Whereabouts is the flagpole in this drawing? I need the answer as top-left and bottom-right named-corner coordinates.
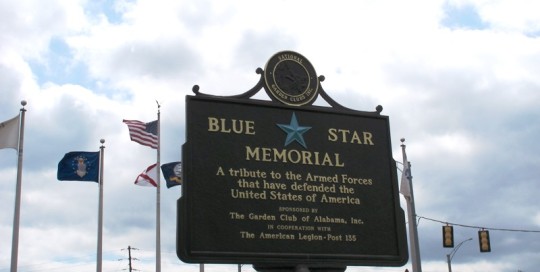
top-left (97, 139), bottom-right (105, 272)
top-left (401, 138), bottom-right (422, 272)
top-left (156, 101), bottom-right (161, 272)
top-left (10, 100), bottom-right (27, 272)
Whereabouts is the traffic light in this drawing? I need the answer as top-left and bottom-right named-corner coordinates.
top-left (478, 230), bottom-right (491, 252)
top-left (442, 225), bottom-right (454, 247)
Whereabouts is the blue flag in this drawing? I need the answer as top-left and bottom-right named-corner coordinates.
top-left (57, 151), bottom-right (100, 182)
top-left (161, 162), bottom-right (182, 188)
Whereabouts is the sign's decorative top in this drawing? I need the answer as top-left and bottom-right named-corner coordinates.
top-left (263, 51), bottom-right (319, 106)
top-left (191, 50), bottom-right (383, 115)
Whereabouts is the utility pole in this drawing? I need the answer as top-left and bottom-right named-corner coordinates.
top-left (128, 246), bottom-right (133, 272)
top-left (120, 246), bottom-right (139, 272)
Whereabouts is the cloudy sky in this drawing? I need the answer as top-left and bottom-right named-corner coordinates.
top-left (1, 0), bottom-right (540, 271)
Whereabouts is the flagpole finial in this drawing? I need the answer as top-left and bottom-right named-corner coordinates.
top-left (100, 139), bottom-right (105, 145)
top-left (400, 138), bottom-right (406, 146)
top-left (21, 100), bottom-right (27, 112)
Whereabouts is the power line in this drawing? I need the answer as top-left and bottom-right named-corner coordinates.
top-left (417, 215), bottom-right (540, 233)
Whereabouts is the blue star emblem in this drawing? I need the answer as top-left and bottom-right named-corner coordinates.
top-left (277, 112), bottom-right (311, 148)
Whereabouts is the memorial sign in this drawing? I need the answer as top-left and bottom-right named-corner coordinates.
top-left (178, 51), bottom-right (408, 268)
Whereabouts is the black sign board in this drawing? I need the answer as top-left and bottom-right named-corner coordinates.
top-left (178, 51), bottom-right (408, 268)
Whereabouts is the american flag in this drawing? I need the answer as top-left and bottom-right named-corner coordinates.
top-left (123, 119), bottom-right (158, 149)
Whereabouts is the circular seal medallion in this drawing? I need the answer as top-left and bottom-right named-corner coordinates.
top-left (263, 51), bottom-right (319, 106)
top-left (173, 163), bottom-right (182, 176)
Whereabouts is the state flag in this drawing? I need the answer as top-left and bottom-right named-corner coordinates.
top-left (135, 163), bottom-right (158, 187)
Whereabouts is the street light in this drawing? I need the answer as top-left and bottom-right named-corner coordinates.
top-left (446, 237), bottom-right (472, 272)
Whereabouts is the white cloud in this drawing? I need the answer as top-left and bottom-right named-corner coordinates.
top-left (1, 1), bottom-right (540, 271)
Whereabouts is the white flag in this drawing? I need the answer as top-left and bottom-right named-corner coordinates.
top-left (135, 163), bottom-right (158, 187)
top-left (0, 115), bottom-right (19, 150)
top-left (400, 161), bottom-right (411, 198)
